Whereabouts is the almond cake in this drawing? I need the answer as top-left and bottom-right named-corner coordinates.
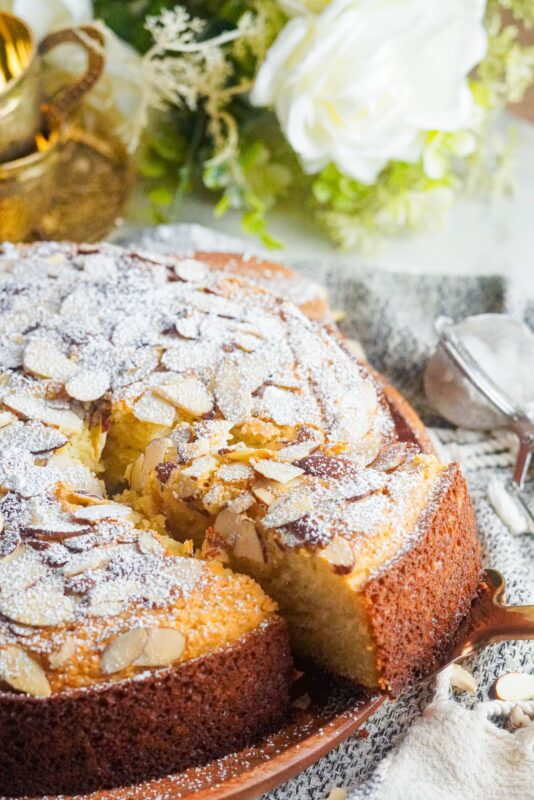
top-left (0, 241), bottom-right (481, 796)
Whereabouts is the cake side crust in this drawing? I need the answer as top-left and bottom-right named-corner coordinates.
top-left (0, 619), bottom-right (292, 798)
top-left (361, 463), bottom-right (482, 696)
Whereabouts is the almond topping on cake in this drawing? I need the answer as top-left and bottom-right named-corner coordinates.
top-left (134, 627), bottom-right (186, 667)
top-left (233, 519), bottom-right (265, 564)
top-left (143, 437), bottom-right (174, 478)
top-left (3, 394), bottom-right (83, 433)
top-left (72, 502), bottom-right (133, 522)
top-left (49, 638), bottom-right (77, 669)
top-left (251, 458), bottom-right (304, 484)
top-left (65, 369), bottom-right (111, 402)
top-left (321, 536), bottom-right (355, 574)
top-left (133, 391), bottom-right (176, 426)
top-left (0, 589), bottom-right (75, 627)
top-left (23, 339), bottom-right (77, 382)
top-left (154, 377), bottom-right (213, 417)
top-left (0, 645), bottom-right (51, 697)
top-left (263, 489), bottom-right (314, 528)
top-left (100, 628), bottom-right (149, 675)
top-left (214, 509), bottom-right (241, 545)
top-left (215, 360), bottom-right (252, 423)
top-left (173, 258), bottom-right (209, 283)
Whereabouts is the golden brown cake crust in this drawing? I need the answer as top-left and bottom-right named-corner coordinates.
top-left (0, 620), bottom-right (292, 798)
top-left (361, 463), bottom-right (482, 696)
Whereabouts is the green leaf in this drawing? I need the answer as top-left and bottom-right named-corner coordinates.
top-left (148, 186), bottom-right (174, 207)
top-left (138, 155), bottom-right (167, 179)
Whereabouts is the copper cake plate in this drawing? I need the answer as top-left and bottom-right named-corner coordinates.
top-left (23, 379), bottom-right (485, 800)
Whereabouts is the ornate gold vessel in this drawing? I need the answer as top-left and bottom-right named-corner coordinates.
top-left (0, 12), bottom-right (105, 162)
top-left (0, 112), bottom-right (61, 240)
top-left (0, 13), bottom-right (134, 243)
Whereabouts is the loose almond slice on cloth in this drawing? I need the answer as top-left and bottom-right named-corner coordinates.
top-left (494, 672), bottom-right (534, 701)
top-left (450, 663), bottom-right (478, 693)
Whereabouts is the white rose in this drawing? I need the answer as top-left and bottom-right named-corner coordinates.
top-left (252, 0), bottom-right (488, 183)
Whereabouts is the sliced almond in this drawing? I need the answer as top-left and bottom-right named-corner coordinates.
top-left (72, 502), bottom-right (132, 523)
top-left (65, 369), bottom-right (110, 402)
top-left (133, 390), bottom-right (175, 427)
top-left (4, 394), bottom-right (83, 433)
top-left (0, 411), bottom-right (16, 428)
top-left (326, 789), bottom-right (347, 800)
top-left (371, 445), bottom-right (408, 473)
top-left (170, 474), bottom-right (198, 499)
top-left (0, 645), bottom-right (51, 697)
top-left (276, 441), bottom-right (318, 462)
top-left (65, 490), bottom-right (106, 507)
top-left (251, 484), bottom-right (276, 505)
top-left (263, 490), bottom-right (313, 528)
top-left (100, 628), bottom-right (149, 675)
top-left (227, 491), bottom-right (255, 513)
top-left (214, 509), bottom-right (241, 545)
top-left (450, 663), bottom-right (478, 693)
top-left (134, 627), bottom-right (186, 667)
top-left (143, 437), bottom-right (174, 478)
top-left (23, 339), bottom-right (77, 382)
top-left (182, 455), bottom-right (218, 479)
top-left (494, 671), bottom-right (534, 702)
top-left (49, 638), bottom-right (77, 669)
top-left (233, 519), bottom-right (265, 564)
top-left (217, 463), bottom-right (254, 483)
top-left (202, 483), bottom-right (232, 514)
top-left (155, 377), bottom-right (213, 417)
top-left (215, 360), bottom-right (252, 424)
top-left (251, 458), bottom-right (304, 484)
top-left (0, 589), bottom-right (75, 627)
top-left (129, 453), bottom-right (145, 492)
top-left (64, 548), bottom-right (110, 576)
top-left (174, 258), bottom-right (209, 283)
top-left (137, 531), bottom-right (165, 556)
top-left (175, 313), bottom-right (201, 339)
top-left (321, 536), bottom-right (355, 575)
top-left (226, 445), bottom-right (274, 462)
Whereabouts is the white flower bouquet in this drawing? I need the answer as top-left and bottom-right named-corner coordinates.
top-left (4, 0), bottom-right (534, 249)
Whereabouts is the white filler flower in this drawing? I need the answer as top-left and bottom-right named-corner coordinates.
top-left (251, 0), bottom-right (488, 183)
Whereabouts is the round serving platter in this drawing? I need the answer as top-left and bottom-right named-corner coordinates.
top-left (29, 378), bottom-right (429, 800)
